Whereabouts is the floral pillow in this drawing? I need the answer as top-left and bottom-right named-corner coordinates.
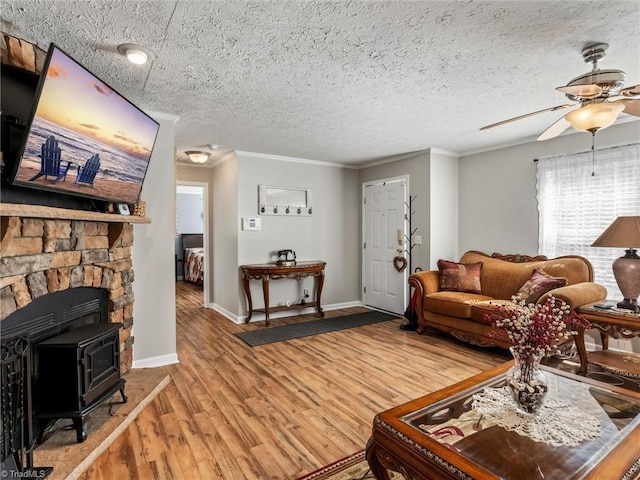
top-left (437, 260), bottom-right (483, 294)
top-left (515, 268), bottom-right (567, 304)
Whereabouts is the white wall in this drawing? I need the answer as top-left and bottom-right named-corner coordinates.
top-left (131, 112), bottom-right (179, 368)
top-left (459, 121), bottom-right (640, 256)
top-left (176, 190), bottom-right (204, 233)
top-left (429, 151), bottom-right (459, 268)
top-left (234, 152), bottom-right (361, 321)
top-left (211, 156), bottom-right (239, 317)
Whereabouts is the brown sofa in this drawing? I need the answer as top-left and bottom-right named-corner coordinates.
top-left (408, 251), bottom-right (607, 348)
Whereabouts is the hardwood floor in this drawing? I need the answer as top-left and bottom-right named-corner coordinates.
top-left (79, 281), bottom-right (508, 480)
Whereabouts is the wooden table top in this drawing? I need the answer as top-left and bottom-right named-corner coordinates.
top-left (372, 362), bottom-right (640, 479)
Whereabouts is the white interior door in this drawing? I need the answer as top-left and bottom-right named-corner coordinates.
top-left (363, 179), bottom-right (407, 314)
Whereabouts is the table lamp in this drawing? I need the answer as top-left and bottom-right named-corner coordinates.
top-left (591, 216), bottom-right (640, 312)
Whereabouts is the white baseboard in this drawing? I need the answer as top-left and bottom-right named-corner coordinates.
top-left (232, 300), bottom-right (366, 324)
top-left (210, 303), bottom-right (241, 323)
top-left (132, 353), bottom-right (180, 369)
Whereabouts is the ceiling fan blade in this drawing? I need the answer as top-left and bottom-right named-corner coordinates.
top-left (480, 104), bottom-right (573, 131)
top-left (537, 116), bottom-right (571, 141)
top-left (556, 84), bottom-right (602, 98)
top-left (618, 98), bottom-right (640, 117)
top-left (619, 84), bottom-right (640, 97)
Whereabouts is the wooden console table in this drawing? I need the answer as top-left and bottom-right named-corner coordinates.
top-left (240, 261), bottom-right (326, 326)
top-left (575, 302), bottom-right (640, 377)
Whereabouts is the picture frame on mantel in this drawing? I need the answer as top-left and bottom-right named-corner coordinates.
top-left (258, 185), bottom-right (312, 216)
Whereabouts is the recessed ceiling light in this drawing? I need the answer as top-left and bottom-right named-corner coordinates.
top-left (118, 43), bottom-right (150, 65)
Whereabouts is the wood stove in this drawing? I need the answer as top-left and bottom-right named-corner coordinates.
top-left (1, 286), bottom-right (127, 475)
top-left (37, 322), bottom-right (127, 443)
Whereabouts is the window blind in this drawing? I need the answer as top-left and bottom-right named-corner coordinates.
top-left (536, 143), bottom-right (640, 298)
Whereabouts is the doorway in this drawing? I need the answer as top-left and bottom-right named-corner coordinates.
top-left (362, 176), bottom-right (408, 315)
top-left (176, 182), bottom-right (209, 307)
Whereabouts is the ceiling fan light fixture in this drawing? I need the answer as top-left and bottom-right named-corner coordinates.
top-left (565, 103), bottom-right (624, 132)
top-left (186, 151), bottom-right (210, 163)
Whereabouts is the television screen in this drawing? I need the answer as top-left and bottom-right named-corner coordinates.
top-left (11, 44), bottom-right (159, 205)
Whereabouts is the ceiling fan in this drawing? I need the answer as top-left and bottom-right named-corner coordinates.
top-left (480, 43), bottom-right (640, 141)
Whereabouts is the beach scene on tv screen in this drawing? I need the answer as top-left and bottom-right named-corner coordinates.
top-left (14, 47), bottom-right (159, 204)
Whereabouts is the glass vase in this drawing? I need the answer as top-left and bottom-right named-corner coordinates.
top-left (506, 347), bottom-right (548, 415)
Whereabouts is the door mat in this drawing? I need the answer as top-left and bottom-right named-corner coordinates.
top-left (235, 311), bottom-right (398, 347)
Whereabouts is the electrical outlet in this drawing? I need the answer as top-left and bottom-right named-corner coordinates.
top-left (414, 235), bottom-right (422, 245)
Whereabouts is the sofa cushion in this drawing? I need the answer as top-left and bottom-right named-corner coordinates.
top-left (424, 291), bottom-right (494, 319)
top-left (437, 260), bottom-right (483, 294)
top-left (470, 299), bottom-right (516, 324)
top-left (515, 268), bottom-right (567, 304)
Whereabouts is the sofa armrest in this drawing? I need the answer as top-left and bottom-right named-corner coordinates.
top-left (408, 271), bottom-right (440, 331)
top-left (408, 270), bottom-right (440, 296)
top-left (539, 282), bottom-right (608, 310)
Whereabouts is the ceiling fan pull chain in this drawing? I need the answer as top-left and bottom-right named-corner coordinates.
top-left (591, 131), bottom-right (596, 177)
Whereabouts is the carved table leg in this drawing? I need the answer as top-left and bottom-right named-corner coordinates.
top-left (242, 274), bottom-right (253, 323)
top-left (316, 269), bottom-right (325, 317)
top-left (366, 437), bottom-right (393, 480)
top-left (262, 275), bottom-right (270, 326)
top-left (575, 327), bottom-right (588, 376)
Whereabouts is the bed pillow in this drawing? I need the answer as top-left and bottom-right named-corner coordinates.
top-left (515, 268), bottom-right (567, 304)
top-left (437, 260), bottom-right (483, 294)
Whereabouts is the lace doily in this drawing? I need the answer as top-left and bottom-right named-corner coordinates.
top-left (472, 386), bottom-right (601, 447)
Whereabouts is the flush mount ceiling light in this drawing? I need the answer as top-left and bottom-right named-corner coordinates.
top-left (186, 151), bottom-right (210, 164)
top-left (117, 43), bottom-right (150, 65)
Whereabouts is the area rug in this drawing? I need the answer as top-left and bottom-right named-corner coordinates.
top-left (236, 311), bottom-right (398, 347)
top-left (297, 450), bottom-right (402, 480)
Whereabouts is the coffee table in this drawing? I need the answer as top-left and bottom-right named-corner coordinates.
top-left (366, 362), bottom-right (640, 480)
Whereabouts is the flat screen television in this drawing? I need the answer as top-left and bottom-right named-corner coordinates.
top-left (10, 43), bottom-right (159, 205)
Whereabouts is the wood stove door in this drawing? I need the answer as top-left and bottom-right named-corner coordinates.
top-left (83, 332), bottom-right (120, 407)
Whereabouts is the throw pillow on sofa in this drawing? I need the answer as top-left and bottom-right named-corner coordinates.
top-left (437, 260), bottom-right (483, 294)
top-left (515, 268), bottom-right (567, 304)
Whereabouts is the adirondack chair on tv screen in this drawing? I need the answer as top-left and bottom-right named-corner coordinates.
top-left (76, 154), bottom-right (100, 187)
top-left (28, 135), bottom-right (71, 184)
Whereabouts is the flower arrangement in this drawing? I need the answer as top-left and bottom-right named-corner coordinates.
top-left (485, 295), bottom-right (590, 361)
top-left (484, 295), bottom-right (589, 414)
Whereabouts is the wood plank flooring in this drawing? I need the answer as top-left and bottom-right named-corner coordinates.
top-left (79, 281), bottom-right (508, 479)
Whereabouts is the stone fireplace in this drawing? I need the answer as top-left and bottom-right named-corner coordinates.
top-left (0, 203), bottom-right (149, 470)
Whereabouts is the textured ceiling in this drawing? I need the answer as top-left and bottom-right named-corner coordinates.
top-left (2, 1), bottom-right (639, 166)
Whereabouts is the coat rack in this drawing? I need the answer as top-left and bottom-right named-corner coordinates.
top-left (400, 195), bottom-right (419, 331)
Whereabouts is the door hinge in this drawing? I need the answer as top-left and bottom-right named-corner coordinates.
top-left (364, 286), bottom-right (366, 293)
top-left (363, 242), bottom-right (366, 249)
top-left (363, 197), bottom-right (366, 205)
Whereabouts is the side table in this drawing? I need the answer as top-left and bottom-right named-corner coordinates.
top-left (575, 301), bottom-right (640, 377)
top-left (240, 261), bottom-right (326, 326)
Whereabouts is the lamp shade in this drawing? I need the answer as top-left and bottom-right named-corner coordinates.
top-left (565, 103), bottom-right (624, 132)
top-left (592, 216), bottom-right (640, 248)
top-left (186, 151), bottom-right (209, 164)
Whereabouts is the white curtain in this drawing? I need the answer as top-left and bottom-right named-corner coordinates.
top-left (536, 143), bottom-right (640, 298)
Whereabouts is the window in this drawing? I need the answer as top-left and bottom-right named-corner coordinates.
top-left (536, 143), bottom-right (640, 297)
